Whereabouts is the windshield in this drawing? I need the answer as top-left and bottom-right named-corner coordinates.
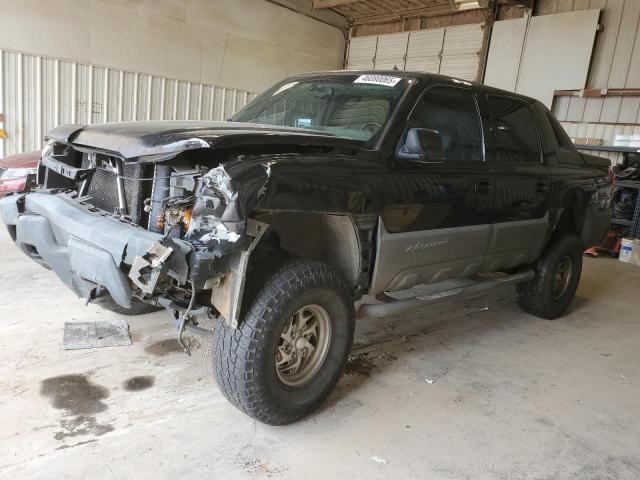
top-left (232, 74), bottom-right (412, 142)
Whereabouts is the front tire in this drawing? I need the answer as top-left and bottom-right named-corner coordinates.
top-left (517, 234), bottom-right (583, 319)
top-left (212, 259), bottom-right (355, 425)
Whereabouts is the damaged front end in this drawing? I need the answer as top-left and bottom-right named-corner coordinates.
top-left (0, 136), bottom-right (271, 341)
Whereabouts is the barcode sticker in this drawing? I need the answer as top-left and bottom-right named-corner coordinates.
top-left (354, 74), bottom-right (402, 87)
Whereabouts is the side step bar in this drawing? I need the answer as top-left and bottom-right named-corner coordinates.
top-left (358, 270), bottom-right (535, 319)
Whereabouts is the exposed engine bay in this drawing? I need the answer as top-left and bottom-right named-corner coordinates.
top-left (34, 136), bottom-right (271, 347)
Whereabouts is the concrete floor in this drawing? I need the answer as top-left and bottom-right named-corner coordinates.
top-left (1, 227), bottom-right (639, 480)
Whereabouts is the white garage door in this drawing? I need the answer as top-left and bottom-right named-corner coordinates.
top-left (374, 32), bottom-right (409, 70)
top-left (439, 24), bottom-right (484, 81)
top-left (346, 23), bottom-right (484, 82)
top-left (346, 36), bottom-right (378, 70)
top-left (0, 49), bottom-right (256, 157)
top-left (405, 29), bottom-right (445, 74)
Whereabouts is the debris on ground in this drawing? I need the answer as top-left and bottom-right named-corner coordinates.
top-left (63, 319), bottom-right (131, 350)
top-left (425, 378), bottom-right (435, 384)
top-left (371, 456), bottom-right (388, 464)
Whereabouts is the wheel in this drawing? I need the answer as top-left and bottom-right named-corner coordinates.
top-left (517, 234), bottom-right (583, 320)
top-left (95, 295), bottom-right (162, 316)
top-left (212, 259), bottom-right (355, 425)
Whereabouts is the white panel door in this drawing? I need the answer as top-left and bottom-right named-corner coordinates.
top-left (374, 32), bottom-right (409, 70)
top-left (347, 36), bottom-right (378, 70)
top-left (405, 29), bottom-right (445, 73)
top-left (439, 24), bottom-right (484, 81)
top-left (517, 9), bottom-right (600, 107)
top-left (484, 17), bottom-right (528, 91)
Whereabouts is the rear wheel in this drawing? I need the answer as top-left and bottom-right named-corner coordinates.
top-left (212, 259), bottom-right (355, 425)
top-left (517, 234), bottom-right (583, 319)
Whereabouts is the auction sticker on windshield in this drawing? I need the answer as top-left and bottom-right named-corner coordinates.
top-left (354, 74), bottom-right (402, 87)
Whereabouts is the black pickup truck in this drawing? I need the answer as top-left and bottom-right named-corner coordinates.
top-left (0, 71), bottom-right (612, 425)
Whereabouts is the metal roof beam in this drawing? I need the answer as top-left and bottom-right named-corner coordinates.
top-left (266, 0), bottom-right (348, 32)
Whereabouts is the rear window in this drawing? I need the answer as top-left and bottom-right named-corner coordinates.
top-left (488, 95), bottom-right (540, 163)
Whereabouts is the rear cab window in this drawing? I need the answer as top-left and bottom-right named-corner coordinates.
top-left (487, 95), bottom-right (541, 163)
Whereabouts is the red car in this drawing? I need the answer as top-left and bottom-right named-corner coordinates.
top-left (0, 151), bottom-right (39, 198)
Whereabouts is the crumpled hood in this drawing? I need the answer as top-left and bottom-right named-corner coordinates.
top-left (46, 121), bottom-right (364, 160)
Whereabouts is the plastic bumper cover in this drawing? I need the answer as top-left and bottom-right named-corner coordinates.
top-left (0, 192), bottom-right (191, 308)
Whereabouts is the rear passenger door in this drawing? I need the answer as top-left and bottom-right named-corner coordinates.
top-left (482, 94), bottom-right (552, 271)
top-left (371, 85), bottom-right (494, 293)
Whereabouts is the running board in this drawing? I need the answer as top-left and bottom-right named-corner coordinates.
top-left (358, 270), bottom-right (535, 319)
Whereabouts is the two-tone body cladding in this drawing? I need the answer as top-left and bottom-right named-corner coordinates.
top-left (0, 71), bottom-right (612, 424)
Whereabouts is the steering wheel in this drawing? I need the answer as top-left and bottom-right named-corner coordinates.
top-left (361, 122), bottom-right (382, 132)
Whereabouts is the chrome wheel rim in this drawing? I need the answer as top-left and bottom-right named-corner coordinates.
top-left (275, 304), bottom-right (332, 387)
top-left (552, 256), bottom-right (573, 300)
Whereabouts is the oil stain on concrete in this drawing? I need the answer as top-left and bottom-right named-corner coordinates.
top-left (40, 374), bottom-right (110, 415)
top-left (144, 338), bottom-right (182, 357)
top-left (123, 376), bottom-right (155, 391)
top-left (54, 416), bottom-right (114, 440)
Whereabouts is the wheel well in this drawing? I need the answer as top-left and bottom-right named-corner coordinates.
top-left (554, 203), bottom-right (588, 247)
top-left (252, 212), bottom-right (362, 289)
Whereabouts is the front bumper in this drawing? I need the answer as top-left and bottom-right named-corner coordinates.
top-left (0, 192), bottom-right (191, 308)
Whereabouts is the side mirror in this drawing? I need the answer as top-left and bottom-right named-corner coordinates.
top-left (398, 128), bottom-right (444, 162)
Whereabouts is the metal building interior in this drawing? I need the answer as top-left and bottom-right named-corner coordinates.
top-left (0, 0), bottom-right (639, 478)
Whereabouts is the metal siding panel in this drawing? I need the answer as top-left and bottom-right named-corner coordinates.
top-left (587, 0), bottom-right (623, 88)
top-left (600, 96), bottom-right (622, 123)
top-left (608, 0), bottom-right (640, 88)
top-left (552, 96), bottom-right (571, 120)
top-left (92, 66), bottom-right (105, 125)
top-left (566, 97), bottom-right (587, 121)
top-left (106, 69), bottom-right (121, 122)
top-left (76, 64), bottom-right (89, 124)
top-left (582, 97), bottom-right (603, 122)
top-left (0, 50), bottom-right (256, 156)
top-left (135, 74), bottom-right (150, 121)
top-left (3, 52), bottom-right (19, 156)
top-left (22, 54), bottom-right (38, 151)
top-left (149, 77), bottom-right (163, 120)
top-left (41, 58), bottom-right (57, 145)
top-left (347, 36), bottom-right (377, 70)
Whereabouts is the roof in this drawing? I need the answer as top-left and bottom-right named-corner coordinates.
top-left (291, 70), bottom-right (540, 104)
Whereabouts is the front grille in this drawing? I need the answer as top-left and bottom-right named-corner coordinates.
top-left (85, 163), bottom-right (146, 224)
top-left (0, 167), bottom-right (6, 178)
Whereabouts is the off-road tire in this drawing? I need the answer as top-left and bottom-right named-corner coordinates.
top-left (95, 295), bottom-right (162, 316)
top-left (212, 259), bottom-right (355, 425)
top-left (517, 234), bottom-right (583, 320)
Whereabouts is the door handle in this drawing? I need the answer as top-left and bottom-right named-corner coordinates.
top-left (535, 182), bottom-right (548, 194)
top-left (475, 181), bottom-right (492, 194)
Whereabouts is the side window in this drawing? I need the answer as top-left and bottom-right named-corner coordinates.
top-left (487, 95), bottom-right (540, 163)
top-left (409, 86), bottom-right (483, 161)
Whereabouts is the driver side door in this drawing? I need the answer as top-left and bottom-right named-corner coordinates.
top-left (370, 85), bottom-right (494, 294)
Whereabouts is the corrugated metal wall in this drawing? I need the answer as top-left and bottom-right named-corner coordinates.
top-left (543, 0), bottom-right (640, 162)
top-left (0, 49), bottom-right (257, 158)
